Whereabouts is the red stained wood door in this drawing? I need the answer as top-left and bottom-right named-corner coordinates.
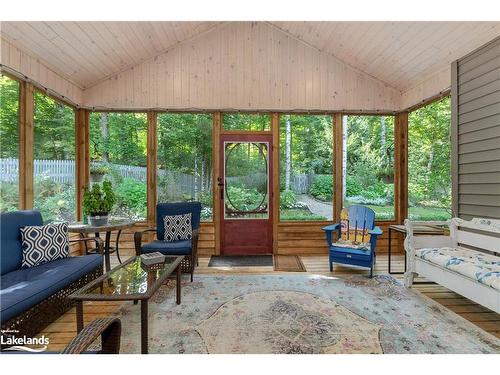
top-left (219, 134), bottom-right (273, 255)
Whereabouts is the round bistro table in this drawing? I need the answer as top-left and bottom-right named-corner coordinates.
top-left (68, 219), bottom-right (135, 272)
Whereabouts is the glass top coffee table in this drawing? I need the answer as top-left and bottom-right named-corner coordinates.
top-left (70, 255), bottom-right (184, 354)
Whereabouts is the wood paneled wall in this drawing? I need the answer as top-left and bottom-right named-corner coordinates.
top-left (1, 38), bottom-right (83, 106)
top-left (83, 22), bottom-right (401, 112)
top-left (276, 221), bottom-right (402, 255)
top-left (400, 66), bottom-right (451, 111)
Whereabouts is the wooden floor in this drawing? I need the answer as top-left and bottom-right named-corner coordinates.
top-left (40, 253), bottom-right (500, 351)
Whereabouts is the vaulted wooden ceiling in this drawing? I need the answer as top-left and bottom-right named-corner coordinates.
top-left (0, 21), bottom-right (221, 89)
top-left (1, 21), bottom-right (499, 96)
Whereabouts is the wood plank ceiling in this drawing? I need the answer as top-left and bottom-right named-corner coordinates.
top-left (1, 21), bottom-right (500, 93)
top-left (0, 21), bottom-right (221, 89)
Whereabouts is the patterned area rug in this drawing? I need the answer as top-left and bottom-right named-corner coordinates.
top-left (115, 274), bottom-right (500, 354)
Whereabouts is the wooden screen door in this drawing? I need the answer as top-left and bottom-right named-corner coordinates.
top-left (219, 133), bottom-right (273, 255)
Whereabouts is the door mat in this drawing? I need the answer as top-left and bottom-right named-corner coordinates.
top-left (273, 255), bottom-right (307, 272)
top-left (208, 255), bottom-right (273, 267)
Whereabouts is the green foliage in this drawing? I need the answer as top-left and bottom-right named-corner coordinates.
top-left (223, 114), bottom-right (270, 131)
top-left (346, 176), bottom-right (362, 196)
top-left (0, 75), bottom-right (20, 158)
top-left (279, 115), bottom-right (333, 176)
top-left (0, 181), bottom-right (19, 212)
top-left (280, 190), bottom-right (297, 209)
top-left (113, 178), bottom-right (146, 218)
top-left (89, 112), bottom-right (147, 166)
top-left (309, 175), bottom-right (333, 201)
top-left (32, 175), bottom-right (75, 222)
top-left (83, 181), bottom-right (116, 215)
top-left (226, 186), bottom-right (264, 211)
top-left (280, 208), bottom-right (326, 221)
top-left (90, 165), bottom-right (111, 175)
top-left (408, 97), bottom-right (452, 219)
top-left (34, 91), bottom-right (75, 160)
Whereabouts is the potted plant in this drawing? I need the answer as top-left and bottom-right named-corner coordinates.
top-left (90, 165), bottom-right (111, 183)
top-left (83, 181), bottom-right (116, 226)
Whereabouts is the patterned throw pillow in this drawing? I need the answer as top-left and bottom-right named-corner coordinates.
top-left (163, 213), bottom-right (193, 242)
top-left (20, 222), bottom-right (69, 268)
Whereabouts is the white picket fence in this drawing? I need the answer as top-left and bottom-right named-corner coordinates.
top-left (1, 158), bottom-right (316, 194)
top-left (0, 158), bottom-right (203, 197)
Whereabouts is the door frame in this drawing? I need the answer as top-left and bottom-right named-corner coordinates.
top-left (219, 132), bottom-right (274, 255)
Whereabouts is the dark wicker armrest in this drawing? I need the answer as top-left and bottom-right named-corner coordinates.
top-left (61, 318), bottom-right (121, 354)
top-left (134, 228), bottom-right (157, 255)
top-left (69, 237), bottom-right (104, 255)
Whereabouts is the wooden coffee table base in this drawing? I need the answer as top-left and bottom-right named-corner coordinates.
top-left (75, 263), bottom-right (182, 354)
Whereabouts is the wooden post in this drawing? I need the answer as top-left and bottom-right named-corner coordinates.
top-left (19, 82), bottom-right (34, 210)
top-left (333, 113), bottom-right (343, 222)
top-left (271, 113), bottom-right (280, 254)
top-left (450, 61), bottom-right (459, 217)
top-left (146, 111), bottom-right (157, 228)
top-left (75, 109), bottom-right (90, 221)
top-left (213, 112), bottom-right (222, 255)
top-left (394, 112), bottom-right (409, 224)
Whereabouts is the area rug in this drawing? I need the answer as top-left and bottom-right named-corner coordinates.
top-left (208, 255), bottom-right (273, 267)
top-left (114, 274), bottom-right (500, 354)
top-left (273, 255), bottom-right (306, 272)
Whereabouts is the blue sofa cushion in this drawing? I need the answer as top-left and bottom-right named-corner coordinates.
top-left (0, 254), bottom-right (102, 324)
top-left (141, 240), bottom-right (192, 255)
top-left (156, 202), bottom-right (201, 241)
top-left (1, 210), bottom-right (43, 275)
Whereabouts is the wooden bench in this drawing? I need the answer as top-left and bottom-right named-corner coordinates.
top-left (404, 217), bottom-right (500, 313)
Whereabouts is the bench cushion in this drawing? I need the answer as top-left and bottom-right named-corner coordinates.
top-left (0, 254), bottom-right (102, 324)
top-left (1, 210), bottom-right (43, 275)
top-left (142, 239), bottom-right (192, 255)
top-left (415, 246), bottom-right (500, 291)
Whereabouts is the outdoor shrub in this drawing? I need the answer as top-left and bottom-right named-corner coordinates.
top-left (346, 176), bottom-right (363, 196)
top-left (309, 175), bottom-right (332, 201)
top-left (280, 190), bottom-right (297, 209)
top-left (0, 181), bottom-right (19, 212)
top-left (34, 186), bottom-right (76, 223)
top-left (114, 177), bottom-right (147, 217)
top-left (226, 186), bottom-right (264, 211)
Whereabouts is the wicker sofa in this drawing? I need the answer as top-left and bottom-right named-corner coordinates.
top-left (0, 210), bottom-right (104, 339)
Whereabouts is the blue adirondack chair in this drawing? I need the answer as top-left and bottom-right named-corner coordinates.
top-left (322, 205), bottom-right (383, 277)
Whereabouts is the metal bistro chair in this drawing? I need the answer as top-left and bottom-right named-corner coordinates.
top-left (134, 202), bottom-right (202, 282)
top-left (322, 205), bottom-right (383, 277)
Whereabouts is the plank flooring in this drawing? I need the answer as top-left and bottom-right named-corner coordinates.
top-left (39, 252), bottom-right (500, 351)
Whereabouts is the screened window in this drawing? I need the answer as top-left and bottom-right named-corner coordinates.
top-left (222, 114), bottom-right (271, 131)
top-left (279, 115), bottom-right (333, 221)
top-left (90, 112), bottom-right (147, 220)
top-left (408, 97), bottom-right (451, 221)
top-left (344, 115), bottom-right (395, 220)
top-left (157, 113), bottom-right (213, 221)
top-left (0, 74), bottom-right (20, 212)
top-left (33, 92), bottom-right (76, 223)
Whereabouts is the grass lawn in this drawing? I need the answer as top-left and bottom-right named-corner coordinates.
top-left (280, 208), bottom-right (327, 221)
top-left (281, 202), bottom-right (451, 222)
top-left (364, 204), bottom-right (451, 221)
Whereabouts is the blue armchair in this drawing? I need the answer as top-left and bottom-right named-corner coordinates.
top-left (322, 205), bottom-right (383, 277)
top-left (134, 202), bottom-right (202, 282)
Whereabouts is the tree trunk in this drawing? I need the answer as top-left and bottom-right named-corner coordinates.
top-left (380, 116), bottom-right (386, 153)
top-left (194, 157), bottom-right (199, 200)
top-left (285, 115), bottom-right (292, 191)
top-left (100, 113), bottom-right (109, 163)
top-left (342, 115), bottom-right (347, 201)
